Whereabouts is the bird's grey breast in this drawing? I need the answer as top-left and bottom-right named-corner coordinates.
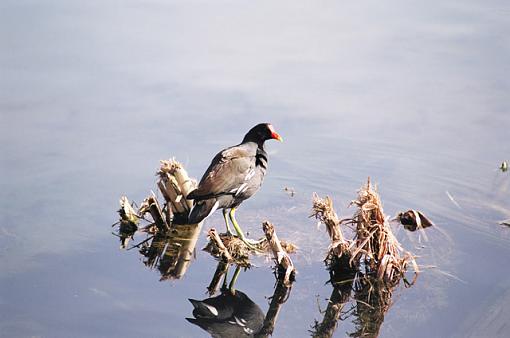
top-left (228, 148), bottom-right (267, 201)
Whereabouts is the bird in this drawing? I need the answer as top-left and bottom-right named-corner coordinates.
top-left (187, 289), bottom-right (264, 337)
top-left (186, 123), bottom-right (282, 247)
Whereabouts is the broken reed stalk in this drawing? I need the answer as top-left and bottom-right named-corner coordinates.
top-left (311, 193), bottom-right (355, 278)
top-left (350, 178), bottom-right (418, 284)
top-left (118, 196), bottom-right (140, 227)
top-left (262, 221), bottom-right (296, 286)
top-left (311, 193), bottom-right (345, 243)
top-left (157, 159), bottom-right (196, 220)
top-left (208, 228), bottom-right (232, 262)
top-left (142, 194), bottom-right (170, 232)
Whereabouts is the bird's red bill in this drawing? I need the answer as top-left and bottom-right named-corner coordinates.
top-left (271, 131), bottom-right (283, 142)
top-left (268, 124), bottom-right (283, 142)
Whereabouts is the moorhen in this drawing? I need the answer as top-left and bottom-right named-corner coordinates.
top-left (187, 123), bottom-right (282, 246)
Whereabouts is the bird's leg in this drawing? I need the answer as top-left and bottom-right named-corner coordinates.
top-left (223, 209), bottom-right (234, 236)
top-left (229, 208), bottom-right (264, 249)
top-left (229, 208), bottom-right (246, 240)
top-left (228, 265), bottom-right (241, 294)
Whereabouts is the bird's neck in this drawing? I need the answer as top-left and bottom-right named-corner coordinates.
top-left (242, 140), bottom-right (265, 152)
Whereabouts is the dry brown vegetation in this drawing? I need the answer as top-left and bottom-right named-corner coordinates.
top-left (312, 178), bottom-right (418, 285)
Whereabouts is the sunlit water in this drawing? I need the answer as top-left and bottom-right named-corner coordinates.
top-left (1, 0), bottom-right (510, 337)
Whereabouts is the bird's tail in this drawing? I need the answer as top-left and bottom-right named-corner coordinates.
top-left (188, 199), bottom-right (219, 224)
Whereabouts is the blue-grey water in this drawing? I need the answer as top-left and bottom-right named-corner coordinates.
top-left (1, 1), bottom-right (510, 337)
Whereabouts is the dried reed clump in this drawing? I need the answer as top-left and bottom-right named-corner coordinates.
top-left (312, 178), bottom-right (418, 285)
top-left (203, 229), bottom-right (297, 269)
top-left (350, 178), bottom-right (417, 284)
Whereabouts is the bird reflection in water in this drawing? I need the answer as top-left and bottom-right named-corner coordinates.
top-left (187, 264), bottom-right (264, 337)
top-left (187, 262), bottom-right (293, 338)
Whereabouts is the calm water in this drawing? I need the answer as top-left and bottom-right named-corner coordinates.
top-left (1, 1), bottom-right (510, 337)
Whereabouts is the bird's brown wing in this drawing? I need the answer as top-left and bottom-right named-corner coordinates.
top-left (190, 146), bottom-right (255, 200)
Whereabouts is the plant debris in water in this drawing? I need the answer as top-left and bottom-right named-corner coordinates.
top-left (115, 196), bottom-right (140, 248)
top-left (397, 209), bottom-right (435, 231)
top-left (311, 178), bottom-right (421, 337)
top-left (500, 161), bottom-right (508, 172)
top-left (311, 193), bottom-right (356, 279)
top-left (283, 186), bottom-right (296, 197)
top-left (350, 178), bottom-right (418, 284)
top-left (262, 221), bottom-right (296, 285)
top-left (203, 231), bottom-right (252, 266)
top-left (500, 219), bottom-right (510, 227)
top-left (113, 159), bottom-right (202, 280)
top-left (203, 227), bottom-right (297, 269)
top-left (312, 178), bottom-right (418, 286)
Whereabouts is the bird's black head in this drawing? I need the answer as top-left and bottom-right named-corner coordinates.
top-left (242, 123), bottom-right (283, 146)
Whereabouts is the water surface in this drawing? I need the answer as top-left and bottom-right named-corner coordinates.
top-left (1, 1), bottom-right (510, 337)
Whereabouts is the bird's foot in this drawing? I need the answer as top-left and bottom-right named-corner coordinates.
top-left (245, 237), bottom-right (266, 245)
top-left (241, 237), bottom-right (266, 251)
top-left (223, 229), bottom-right (235, 237)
